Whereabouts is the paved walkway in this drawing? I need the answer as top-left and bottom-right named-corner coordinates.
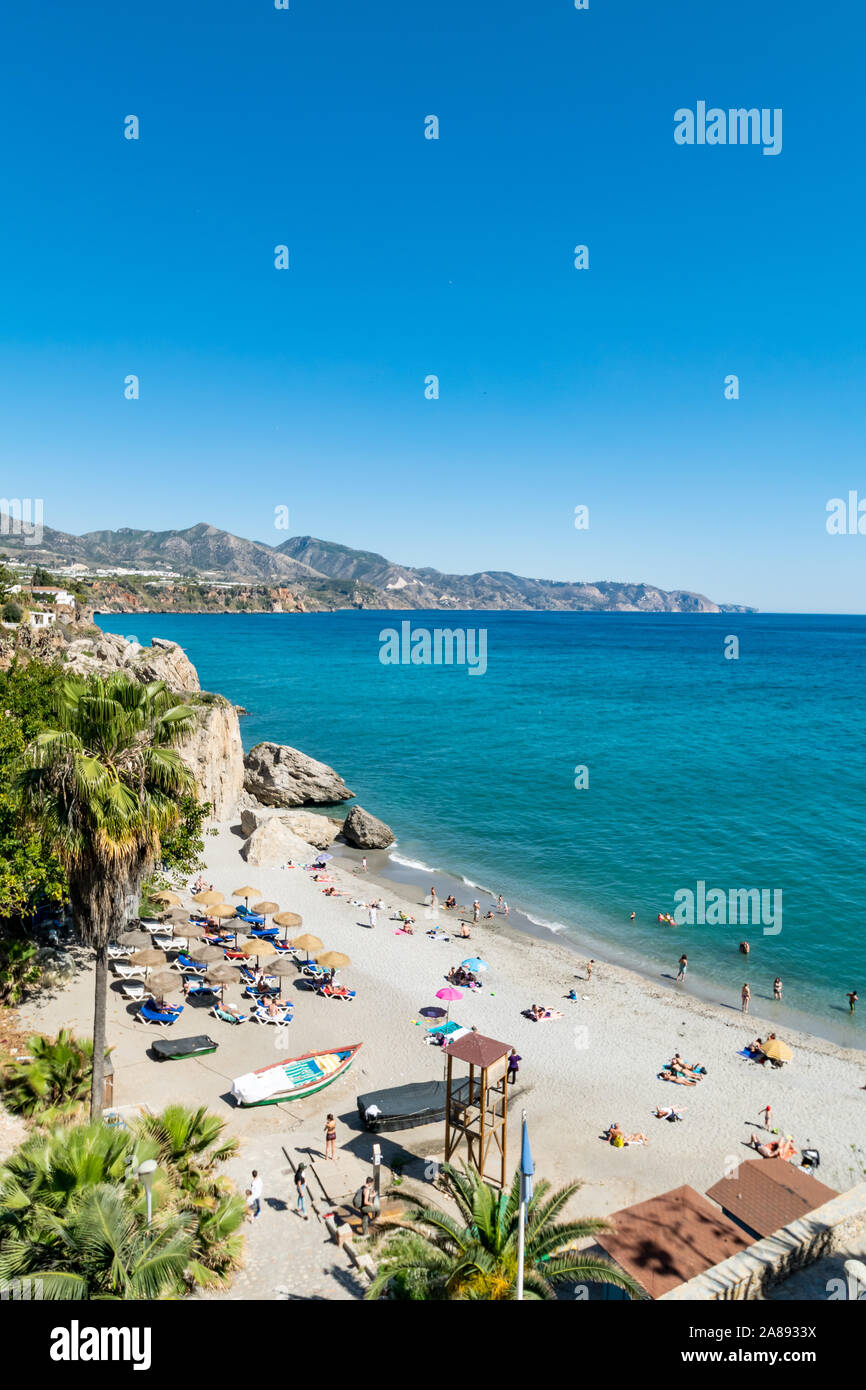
top-left (765, 1231), bottom-right (866, 1301)
top-left (201, 1121), bottom-right (379, 1301)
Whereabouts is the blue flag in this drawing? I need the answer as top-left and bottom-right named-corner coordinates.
top-left (521, 1114), bottom-right (534, 1202)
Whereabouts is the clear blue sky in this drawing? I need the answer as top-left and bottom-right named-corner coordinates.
top-left (1, 1), bottom-right (864, 611)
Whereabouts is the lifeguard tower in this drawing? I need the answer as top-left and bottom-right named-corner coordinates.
top-left (443, 1032), bottom-right (512, 1188)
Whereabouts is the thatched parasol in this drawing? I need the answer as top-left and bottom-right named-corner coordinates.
top-left (164, 908), bottom-right (194, 926)
top-left (119, 930), bottom-right (152, 950)
top-left (149, 970), bottom-right (180, 998)
top-left (316, 951), bottom-right (350, 971)
top-left (240, 938), bottom-right (277, 961)
top-left (252, 901), bottom-right (279, 918)
top-left (193, 890), bottom-right (224, 906)
top-left (152, 890), bottom-right (181, 906)
top-left (175, 921), bottom-right (207, 942)
top-left (267, 956), bottom-right (296, 998)
top-left (273, 910), bottom-right (302, 932)
top-left (233, 885), bottom-right (261, 905)
top-left (192, 945), bottom-right (226, 965)
top-left (130, 948), bottom-right (167, 971)
top-left (289, 933), bottom-right (323, 964)
top-left (211, 903), bottom-right (237, 920)
top-left (206, 962), bottom-right (238, 985)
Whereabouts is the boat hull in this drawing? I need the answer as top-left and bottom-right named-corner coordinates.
top-left (232, 1043), bottom-right (361, 1107)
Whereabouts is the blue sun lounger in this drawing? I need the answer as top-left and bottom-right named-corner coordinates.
top-left (137, 1000), bottom-right (185, 1027)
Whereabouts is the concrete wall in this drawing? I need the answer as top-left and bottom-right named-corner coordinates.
top-left (660, 1183), bottom-right (866, 1301)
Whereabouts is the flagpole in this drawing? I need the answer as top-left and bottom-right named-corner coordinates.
top-left (517, 1108), bottom-right (528, 1300)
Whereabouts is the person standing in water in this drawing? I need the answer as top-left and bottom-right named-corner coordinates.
top-left (848, 990), bottom-right (859, 1014)
top-left (742, 982), bottom-right (751, 1013)
top-left (773, 977), bottom-right (783, 1001)
top-left (676, 954), bottom-right (688, 983)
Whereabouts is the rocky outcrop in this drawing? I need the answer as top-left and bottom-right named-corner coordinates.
top-left (242, 818), bottom-right (320, 867)
top-left (63, 632), bottom-right (200, 691)
top-left (243, 742), bottom-right (353, 807)
top-left (240, 807), bottom-right (341, 850)
top-left (178, 700), bottom-right (245, 821)
top-left (340, 804), bottom-right (395, 849)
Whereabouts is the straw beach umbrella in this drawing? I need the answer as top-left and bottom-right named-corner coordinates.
top-left (152, 890), bottom-right (182, 906)
top-left (119, 929), bottom-right (152, 951)
top-left (175, 921), bottom-right (207, 946)
top-left (149, 970), bottom-right (179, 1003)
top-left (268, 956), bottom-right (296, 999)
top-left (194, 890), bottom-right (224, 907)
top-left (317, 950), bottom-right (350, 972)
top-left (192, 945), bottom-right (226, 966)
top-left (130, 947), bottom-right (167, 978)
top-left (273, 910), bottom-right (302, 930)
top-left (233, 885), bottom-right (261, 907)
top-left (240, 938), bottom-right (278, 961)
top-left (289, 933), bottom-right (323, 965)
top-left (206, 961), bottom-right (239, 1003)
top-left (252, 901), bottom-right (279, 927)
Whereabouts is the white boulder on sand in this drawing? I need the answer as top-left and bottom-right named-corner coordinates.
top-left (340, 804), bottom-right (395, 849)
top-left (240, 807), bottom-right (341, 850)
top-left (243, 742), bottom-right (353, 807)
top-left (241, 819), bottom-right (323, 867)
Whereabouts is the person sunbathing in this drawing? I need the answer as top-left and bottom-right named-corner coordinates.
top-left (605, 1123), bottom-right (625, 1145)
top-left (749, 1133), bottom-right (797, 1160)
top-left (654, 1106), bottom-right (687, 1121)
top-left (667, 1059), bottom-right (703, 1080)
top-left (658, 1069), bottom-right (696, 1085)
top-left (529, 1004), bottom-right (557, 1020)
top-left (459, 923), bottom-right (472, 939)
top-left (266, 997), bottom-right (281, 1018)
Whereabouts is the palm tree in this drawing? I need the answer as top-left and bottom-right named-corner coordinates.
top-left (0, 1183), bottom-right (195, 1300)
top-left (15, 674), bottom-right (196, 1118)
top-left (1, 1029), bottom-right (99, 1120)
top-left (0, 1107), bottom-right (245, 1296)
top-left (366, 1162), bottom-right (644, 1301)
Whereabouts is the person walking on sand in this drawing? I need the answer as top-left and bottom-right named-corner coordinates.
top-left (361, 856), bottom-right (367, 872)
top-left (324, 1113), bottom-right (337, 1160)
top-left (586, 958), bottom-right (595, 981)
top-left (741, 982), bottom-right (751, 1013)
top-left (367, 902), bottom-right (377, 928)
top-left (848, 990), bottom-right (859, 1014)
top-left (773, 977), bottom-right (783, 1001)
top-left (761, 1103), bottom-right (772, 1130)
top-left (676, 954), bottom-right (688, 983)
top-left (295, 1163), bottom-right (309, 1220)
top-left (507, 1047), bottom-right (522, 1085)
top-left (247, 1169), bottom-right (263, 1220)
top-left (430, 886), bottom-right (437, 909)
top-left (473, 900), bottom-right (480, 924)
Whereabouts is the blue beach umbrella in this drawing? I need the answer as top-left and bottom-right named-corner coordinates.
top-left (461, 957), bottom-right (489, 972)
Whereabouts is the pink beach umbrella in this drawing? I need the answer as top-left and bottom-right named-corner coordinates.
top-left (435, 985), bottom-right (463, 1026)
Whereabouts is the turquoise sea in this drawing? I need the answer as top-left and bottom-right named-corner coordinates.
top-left (98, 611), bottom-right (866, 1048)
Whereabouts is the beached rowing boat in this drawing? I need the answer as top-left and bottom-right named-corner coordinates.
top-left (230, 1043), bottom-right (362, 1107)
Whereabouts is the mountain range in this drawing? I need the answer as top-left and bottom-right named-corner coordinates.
top-left (0, 518), bottom-right (754, 612)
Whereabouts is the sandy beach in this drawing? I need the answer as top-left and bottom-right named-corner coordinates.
top-left (14, 812), bottom-right (866, 1223)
